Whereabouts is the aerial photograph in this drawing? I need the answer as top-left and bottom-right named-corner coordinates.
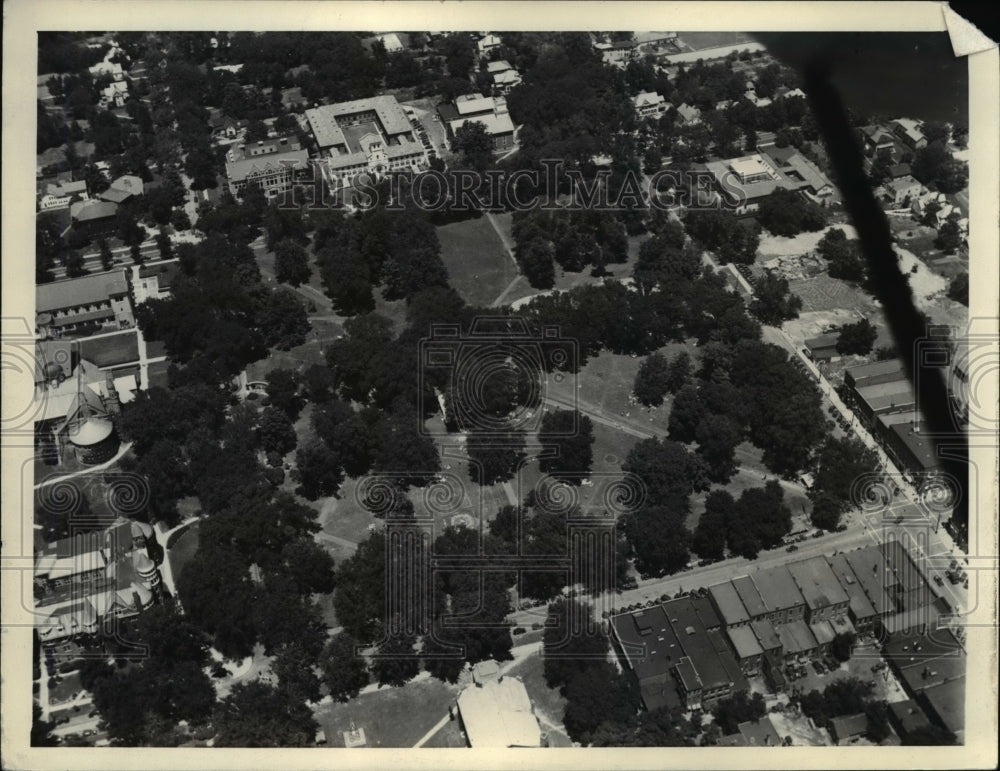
top-left (24, 27), bottom-right (979, 752)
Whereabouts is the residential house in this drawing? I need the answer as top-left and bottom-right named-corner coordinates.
top-left (99, 174), bottom-right (145, 205)
top-left (102, 79), bottom-right (128, 108)
top-left (595, 37), bottom-right (639, 64)
top-left (70, 200), bottom-right (119, 238)
top-left (888, 162), bottom-right (912, 179)
top-left (892, 118), bottom-right (927, 150)
top-left (634, 91), bottom-right (669, 119)
top-left (39, 179), bottom-right (89, 210)
top-left (477, 34), bottom-right (503, 57)
top-left (737, 716), bottom-right (782, 747)
top-left (860, 125), bottom-right (895, 157)
top-left (377, 33), bottom-right (404, 53)
top-left (493, 69), bottom-right (522, 96)
top-left (885, 174), bottom-right (923, 206)
top-left (804, 332), bottom-right (840, 362)
top-left (676, 102), bottom-right (702, 125)
top-left (486, 59), bottom-right (513, 75)
top-left (829, 713), bottom-right (869, 745)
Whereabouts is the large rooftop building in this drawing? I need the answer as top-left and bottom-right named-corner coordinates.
top-left (788, 556), bottom-right (851, 623)
top-left (751, 565), bottom-right (808, 625)
top-left (704, 146), bottom-right (835, 215)
top-left (306, 95), bottom-right (427, 189)
top-left (34, 518), bottom-right (161, 646)
top-left (438, 93), bottom-right (516, 153)
top-left (37, 271), bottom-right (134, 335)
top-left (456, 673), bottom-right (542, 747)
top-left (224, 136), bottom-right (309, 199)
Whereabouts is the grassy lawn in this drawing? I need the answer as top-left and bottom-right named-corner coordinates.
top-left (146, 358), bottom-right (171, 389)
top-left (49, 672), bottom-right (83, 703)
top-left (167, 521), bottom-right (200, 583)
top-left (313, 675), bottom-right (462, 748)
top-left (79, 331), bottom-right (139, 367)
top-left (421, 716), bottom-right (466, 747)
top-left (437, 216), bottom-right (518, 308)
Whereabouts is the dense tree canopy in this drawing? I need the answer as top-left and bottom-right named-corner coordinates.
top-left (836, 318), bottom-right (878, 356)
top-left (538, 410), bottom-right (594, 483)
top-left (757, 188), bottom-right (827, 237)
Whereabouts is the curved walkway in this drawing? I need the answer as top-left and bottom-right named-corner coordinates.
top-left (34, 441), bottom-right (134, 490)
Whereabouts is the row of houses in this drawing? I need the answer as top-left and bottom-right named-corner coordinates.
top-left (39, 174), bottom-right (143, 212)
top-left (611, 540), bottom-right (943, 712)
top-left (860, 117), bottom-right (929, 157)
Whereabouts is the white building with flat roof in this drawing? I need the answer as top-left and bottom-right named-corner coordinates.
top-left (457, 675), bottom-right (542, 748)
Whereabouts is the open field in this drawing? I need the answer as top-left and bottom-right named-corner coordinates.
top-left (437, 216), bottom-right (518, 308)
top-left (313, 674), bottom-right (461, 748)
top-left (675, 31), bottom-right (754, 51)
top-left (788, 274), bottom-right (879, 314)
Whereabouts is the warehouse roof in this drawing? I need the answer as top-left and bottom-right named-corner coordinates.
top-left (827, 554), bottom-right (878, 621)
top-left (788, 556), bottom-right (850, 610)
top-left (751, 619), bottom-right (782, 652)
top-left (753, 565), bottom-right (807, 612)
top-left (609, 605), bottom-right (683, 683)
top-left (732, 575), bottom-right (768, 618)
top-left (37, 271), bottom-right (129, 313)
top-left (727, 624), bottom-right (764, 660)
top-left (709, 582), bottom-right (750, 626)
top-left (775, 619), bottom-right (817, 655)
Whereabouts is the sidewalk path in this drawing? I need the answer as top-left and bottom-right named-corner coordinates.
top-left (34, 442), bottom-right (134, 490)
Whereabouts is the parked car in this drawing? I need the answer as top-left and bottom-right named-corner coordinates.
top-left (933, 574), bottom-right (944, 586)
